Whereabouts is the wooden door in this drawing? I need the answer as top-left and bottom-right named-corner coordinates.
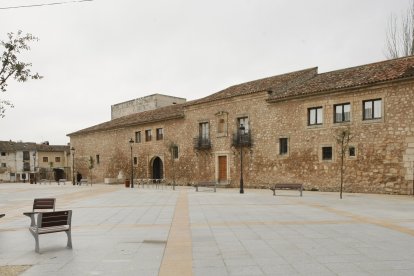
top-left (218, 156), bottom-right (227, 183)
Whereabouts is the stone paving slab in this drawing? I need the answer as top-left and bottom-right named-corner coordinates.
top-left (0, 183), bottom-right (414, 275)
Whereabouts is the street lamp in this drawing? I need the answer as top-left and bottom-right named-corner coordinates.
top-left (32, 152), bottom-right (37, 184)
top-left (71, 147), bottom-right (75, 185)
top-left (239, 124), bottom-right (245, 194)
top-left (129, 138), bottom-right (134, 188)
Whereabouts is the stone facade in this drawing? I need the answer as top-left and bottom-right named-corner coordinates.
top-left (0, 141), bottom-right (70, 182)
top-left (69, 57), bottom-right (414, 194)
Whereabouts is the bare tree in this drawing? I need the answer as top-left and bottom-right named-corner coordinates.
top-left (333, 127), bottom-right (353, 199)
top-left (0, 31), bottom-right (42, 117)
top-left (385, 0), bottom-right (414, 59)
top-left (88, 156), bottom-right (94, 186)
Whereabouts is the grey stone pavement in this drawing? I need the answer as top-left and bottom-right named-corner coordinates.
top-left (1, 183), bottom-right (414, 276)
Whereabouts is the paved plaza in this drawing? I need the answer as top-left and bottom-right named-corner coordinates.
top-left (0, 183), bottom-right (414, 276)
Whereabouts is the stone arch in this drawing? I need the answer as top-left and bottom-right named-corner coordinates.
top-left (151, 156), bottom-right (164, 180)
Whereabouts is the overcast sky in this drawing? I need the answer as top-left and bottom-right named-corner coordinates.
top-left (0, 0), bottom-right (411, 145)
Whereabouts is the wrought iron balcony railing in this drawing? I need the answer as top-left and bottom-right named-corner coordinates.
top-left (193, 137), bottom-right (212, 150)
top-left (232, 131), bottom-right (252, 147)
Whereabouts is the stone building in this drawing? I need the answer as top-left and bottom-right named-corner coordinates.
top-left (68, 57), bottom-right (414, 194)
top-left (0, 141), bottom-right (70, 182)
top-left (111, 94), bottom-right (186, 120)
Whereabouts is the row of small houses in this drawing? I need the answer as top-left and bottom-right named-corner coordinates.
top-left (0, 141), bottom-right (70, 182)
top-left (68, 56), bottom-right (414, 195)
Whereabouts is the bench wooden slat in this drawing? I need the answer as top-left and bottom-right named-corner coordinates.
top-left (33, 198), bottom-right (56, 211)
top-left (270, 183), bottom-right (303, 197)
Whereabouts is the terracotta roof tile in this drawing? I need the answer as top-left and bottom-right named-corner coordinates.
top-left (69, 104), bottom-right (185, 136)
top-left (268, 56), bottom-right (414, 102)
top-left (188, 68), bottom-right (317, 106)
top-left (0, 141), bottom-right (69, 152)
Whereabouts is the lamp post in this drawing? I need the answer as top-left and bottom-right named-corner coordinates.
top-left (32, 152), bottom-right (37, 184)
top-left (239, 124), bottom-right (245, 194)
top-left (71, 147), bottom-right (75, 185)
top-left (129, 138), bottom-right (134, 188)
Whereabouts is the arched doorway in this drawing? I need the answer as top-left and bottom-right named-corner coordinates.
top-left (152, 157), bottom-right (163, 179)
top-left (53, 168), bottom-right (65, 181)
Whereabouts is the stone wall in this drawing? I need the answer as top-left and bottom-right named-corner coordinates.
top-left (70, 80), bottom-right (414, 194)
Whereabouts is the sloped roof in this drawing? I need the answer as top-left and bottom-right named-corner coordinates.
top-left (188, 67), bottom-right (317, 106)
top-left (268, 56), bottom-right (414, 102)
top-left (69, 103), bottom-right (185, 136)
top-left (68, 68), bottom-right (316, 136)
top-left (68, 56), bottom-right (414, 136)
top-left (0, 141), bottom-right (69, 152)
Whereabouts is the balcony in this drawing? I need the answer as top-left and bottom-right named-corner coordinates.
top-left (232, 131), bottom-right (252, 148)
top-left (193, 137), bottom-right (212, 150)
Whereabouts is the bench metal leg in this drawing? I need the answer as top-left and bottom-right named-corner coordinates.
top-left (66, 230), bottom-right (72, 249)
top-left (300, 188), bottom-right (303, 197)
top-left (33, 234), bottom-right (40, 253)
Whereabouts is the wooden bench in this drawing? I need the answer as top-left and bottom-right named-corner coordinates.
top-left (29, 210), bottom-right (73, 253)
top-left (270, 183), bottom-right (303, 197)
top-left (23, 198), bottom-right (56, 227)
top-left (79, 178), bottom-right (89, 186)
top-left (58, 179), bottom-right (67, 185)
top-left (194, 181), bottom-right (217, 192)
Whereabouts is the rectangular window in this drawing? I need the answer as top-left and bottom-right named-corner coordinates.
top-left (334, 103), bottom-right (351, 123)
top-left (23, 151), bottom-right (30, 161)
top-left (135, 131), bottom-right (141, 143)
top-left (55, 157), bottom-right (61, 162)
top-left (172, 146), bottom-right (179, 159)
top-left (96, 155), bottom-right (100, 164)
top-left (133, 157), bottom-right (138, 165)
top-left (199, 122), bottom-right (209, 140)
top-left (42, 157), bottom-right (49, 163)
top-left (238, 117), bottom-right (249, 132)
top-left (23, 162), bottom-right (30, 171)
top-left (1, 152), bottom-right (6, 156)
top-left (349, 146), bottom-right (356, 157)
top-left (279, 138), bottom-right (288, 155)
top-left (308, 107), bottom-right (323, 125)
top-left (1, 163), bottom-right (6, 167)
top-left (363, 99), bottom-right (382, 120)
top-left (145, 129), bottom-right (152, 142)
top-left (156, 128), bottom-right (164, 140)
top-left (322, 146), bottom-right (333, 160)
